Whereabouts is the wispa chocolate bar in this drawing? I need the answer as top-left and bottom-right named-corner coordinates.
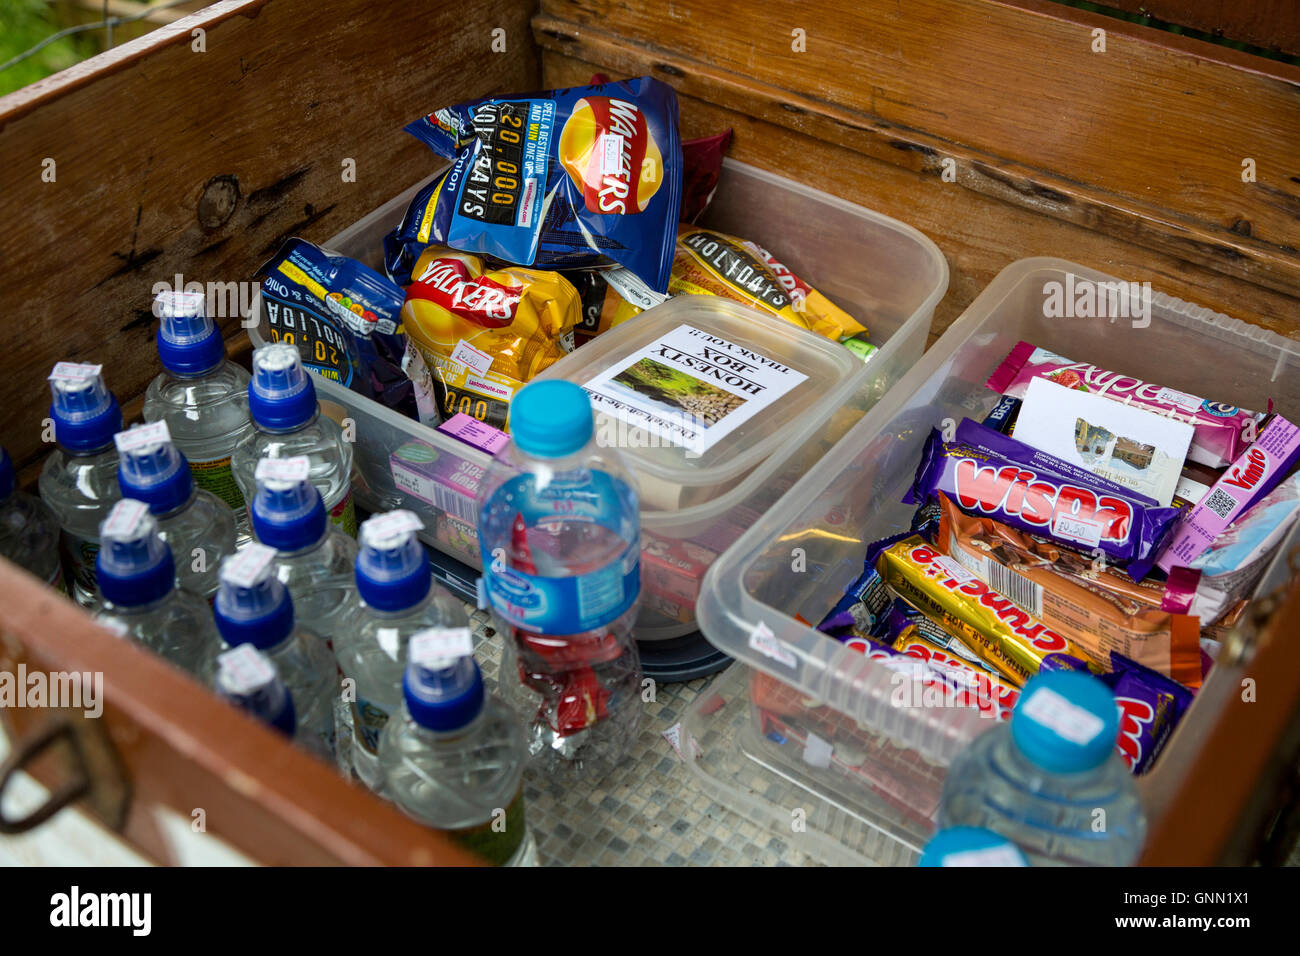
top-left (904, 419), bottom-right (1180, 573)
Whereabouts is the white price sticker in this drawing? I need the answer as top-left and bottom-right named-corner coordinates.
top-left (748, 621), bottom-right (797, 669)
top-left (932, 555), bottom-right (976, 584)
top-left (410, 627), bottom-right (474, 665)
top-left (941, 845), bottom-right (1027, 867)
top-left (255, 456), bottom-right (312, 484)
top-left (361, 509), bottom-right (424, 545)
top-left (802, 731), bottom-right (833, 770)
top-left (1021, 686), bottom-right (1105, 745)
top-left (114, 421), bottom-right (171, 453)
top-left (1155, 387), bottom-right (1204, 412)
top-left (102, 499), bottom-right (151, 538)
top-left (1052, 513), bottom-right (1103, 548)
top-left (217, 644), bottom-right (277, 693)
top-left (601, 133), bottom-right (625, 177)
top-left (49, 362), bottom-right (102, 382)
top-left (451, 339), bottom-right (494, 377)
top-left (220, 543), bottom-right (276, 588)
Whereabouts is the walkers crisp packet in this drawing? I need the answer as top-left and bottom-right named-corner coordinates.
top-left (392, 76), bottom-right (682, 293)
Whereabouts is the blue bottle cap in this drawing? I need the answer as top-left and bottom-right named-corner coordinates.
top-left (403, 633), bottom-right (483, 732)
top-left (0, 447), bottom-right (14, 501)
top-left (355, 510), bottom-right (430, 612)
top-left (115, 422), bottom-right (194, 515)
top-left (215, 644), bottom-right (297, 736)
top-left (154, 290), bottom-right (224, 376)
top-left (95, 500), bottom-right (175, 607)
top-left (1011, 670), bottom-right (1120, 774)
top-left (918, 827), bottom-right (1030, 867)
top-left (248, 344), bottom-right (317, 432)
top-left (509, 380), bottom-right (593, 458)
top-left (47, 363), bottom-right (123, 453)
top-left (213, 544), bottom-right (295, 650)
top-left (250, 457), bottom-right (326, 552)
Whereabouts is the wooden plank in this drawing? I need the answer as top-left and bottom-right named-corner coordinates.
top-left (1139, 560), bottom-right (1300, 864)
top-left (0, 558), bottom-right (482, 865)
top-left (1103, 0), bottom-right (1300, 57)
top-left (544, 50), bottom-right (1300, 347)
top-left (0, 0), bottom-right (539, 474)
top-left (534, 0), bottom-right (1300, 314)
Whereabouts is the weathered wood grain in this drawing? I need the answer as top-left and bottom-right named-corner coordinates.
top-left (0, 0), bottom-right (538, 471)
top-left (544, 51), bottom-right (1300, 347)
top-left (535, 0), bottom-right (1300, 308)
top-left (0, 558), bottom-right (482, 865)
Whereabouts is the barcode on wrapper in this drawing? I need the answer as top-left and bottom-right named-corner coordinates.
top-left (988, 562), bottom-right (1043, 617)
top-left (1203, 486), bottom-right (1240, 520)
top-left (390, 463), bottom-right (477, 524)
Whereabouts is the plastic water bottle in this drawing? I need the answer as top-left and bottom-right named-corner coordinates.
top-left (918, 827), bottom-right (1030, 867)
top-left (93, 499), bottom-right (220, 676)
top-left (115, 422), bottom-right (237, 601)
top-left (477, 380), bottom-right (643, 778)
top-left (249, 456), bottom-right (359, 650)
top-left (39, 363), bottom-right (124, 608)
top-left (215, 643), bottom-right (334, 763)
top-left (231, 343), bottom-right (356, 537)
top-left (937, 670), bottom-right (1146, 866)
top-left (211, 544), bottom-right (340, 760)
top-left (0, 447), bottom-right (62, 590)
top-left (335, 510), bottom-right (467, 791)
top-left (142, 291), bottom-right (253, 537)
top-left (380, 630), bottom-right (537, 866)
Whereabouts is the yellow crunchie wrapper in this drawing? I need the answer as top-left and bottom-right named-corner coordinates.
top-left (876, 536), bottom-right (1089, 685)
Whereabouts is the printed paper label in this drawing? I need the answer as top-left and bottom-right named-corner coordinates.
top-left (114, 421), bottom-right (171, 452)
top-left (748, 621), bottom-right (797, 669)
top-left (1052, 513), bottom-right (1104, 548)
top-left (410, 627), bottom-right (474, 665)
top-left (222, 543), bottom-right (276, 587)
top-left (102, 499), bottom-right (150, 538)
top-left (217, 644), bottom-right (276, 692)
top-left (581, 324), bottom-right (808, 455)
top-left (1021, 686), bottom-right (1104, 745)
top-left (255, 456), bottom-right (312, 483)
top-left (361, 509), bottom-right (424, 544)
top-left (451, 339), bottom-right (494, 377)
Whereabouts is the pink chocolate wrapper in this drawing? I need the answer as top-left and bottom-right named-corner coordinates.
top-left (1153, 414), bottom-right (1300, 574)
top-left (986, 340), bottom-right (1262, 468)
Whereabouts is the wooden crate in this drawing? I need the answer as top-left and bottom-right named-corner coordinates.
top-left (1, 0), bottom-right (1298, 865)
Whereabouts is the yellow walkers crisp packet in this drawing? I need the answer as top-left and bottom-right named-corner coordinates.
top-left (575, 226), bottom-right (875, 360)
top-left (400, 247), bottom-right (580, 429)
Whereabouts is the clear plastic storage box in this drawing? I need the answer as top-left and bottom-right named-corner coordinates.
top-left (535, 296), bottom-right (863, 639)
top-left (249, 160), bottom-right (949, 640)
top-left (688, 257), bottom-right (1300, 863)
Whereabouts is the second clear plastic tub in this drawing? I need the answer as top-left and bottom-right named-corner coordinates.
top-left (249, 159), bottom-right (949, 640)
top-left (690, 256), bottom-right (1300, 862)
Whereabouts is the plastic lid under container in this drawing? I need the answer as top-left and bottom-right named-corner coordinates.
top-left (533, 297), bottom-right (862, 511)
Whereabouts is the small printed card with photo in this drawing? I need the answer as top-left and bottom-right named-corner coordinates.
top-left (1013, 377), bottom-right (1194, 507)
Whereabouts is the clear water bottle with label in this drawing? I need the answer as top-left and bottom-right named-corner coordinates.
top-left (39, 363), bottom-right (124, 608)
top-left (214, 643), bottom-right (334, 763)
top-left (231, 343), bottom-right (356, 537)
top-left (380, 629), bottom-right (537, 866)
top-left (0, 447), bottom-right (62, 590)
top-left (115, 422), bottom-right (237, 601)
top-left (335, 510), bottom-right (467, 791)
top-left (249, 456), bottom-right (359, 649)
top-left (211, 544), bottom-right (341, 760)
top-left (477, 380), bottom-right (643, 778)
top-left (938, 670), bottom-right (1146, 866)
top-left (93, 499), bottom-right (221, 677)
top-left (143, 291), bottom-right (253, 539)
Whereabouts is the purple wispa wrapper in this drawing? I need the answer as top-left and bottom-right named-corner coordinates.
top-left (1040, 653), bottom-right (1092, 673)
top-left (904, 420), bottom-right (1180, 576)
top-left (1102, 651), bottom-right (1193, 775)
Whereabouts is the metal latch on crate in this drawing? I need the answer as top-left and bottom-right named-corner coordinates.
top-left (0, 710), bottom-right (130, 835)
top-left (1221, 543), bottom-right (1300, 668)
